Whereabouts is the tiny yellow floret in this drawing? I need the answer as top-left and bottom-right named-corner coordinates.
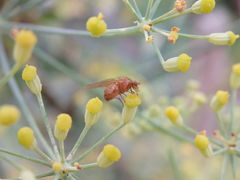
top-left (192, 0), bottom-right (215, 14)
top-left (56, 113), bottom-right (72, 132)
top-left (14, 30), bottom-right (37, 64)
top-left (227, 31), bottom-right (239, 46)
top-left (0, 105), bottom-right (21, 126)
top-left (124, 94), bottom-right (141, 108)
top-left (97, 144), bottom-right (121, 168)
top-left (210, 90), bottom-right (229, 111)
top-left (86, 97), bottom-right (103, 114)
top-left (165, 106), bottom-right (180, 124)
top-left (22, 65), bottom-right (37, 81)
top-left (86, 13), bottom-right (107, 37)
top-left (52, 162), bottom-right (63, 172)
top-left (15, 30), bottom-right (37, 49)
top-left (194, 133), bottom-right (209, 150)
top-left (103, 144), bottom-right (122, 161)
top-left (232, 64), bottom-right (240, 75)
top-left (17, 127), bottom-right (35, 149)
top-left (177, 53), bottom-right (192, 72)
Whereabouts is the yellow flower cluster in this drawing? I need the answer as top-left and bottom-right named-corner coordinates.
top-left (210, 90), bottom-right (229, 112)
top-left (165, 106), bottom-right (183, 126)
top-left (192, 0), bottom-right (215, 14)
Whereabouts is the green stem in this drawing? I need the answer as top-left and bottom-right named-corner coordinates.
top-left (0, 62), bottom-right (20, 89)
top-left (220, 155), bottom-right (228, 180)
top-left (0, 147), bottom-right (50, 167)
top-left (131, 0), bottom-right (142, 18)
top-left (123, 0), bottom-right (142, 21)
top-left (0, 39), bottom-right (55, 158)
top-left (168, 149), bottom-right (183, 180)
top-left (36, 171), bottom-right (54, 179)
top-left (145, 0), bottom-right (154, 20)
top-left (152, 41), bottom-right (165, 65)
top-left (33, 146), bottom-right (52, 163)
top-left (81, 162), bottom-right (98, 169)
top-left (229, 89), bottom-right (237, 134)
top-left (153, 27), bottom-right (209, 40)
top-left (211, 148), bottom-right (227, 156)
top-left (0, 21), bottom-right (141, 37)
top-left (73, 123), bottom-right (125, 163)
top-left (148, 120), bottom-right (193, 143)
top-left (59, 140), bottom-right (65, 163)
top-left (230, 155), bottom-right (237, 180)
top-left (216, 112), bottom-right (226, 137)
top-left (149, 0), bottom-right (163, 18)
top-left (36, 93), bottom-right (60, 161)
top-left (0, 154), bottom-right (22, 171)
top-left (67, 126), bottom-right (89, 161)
top-left (151, 8), bottom-right (192, 25)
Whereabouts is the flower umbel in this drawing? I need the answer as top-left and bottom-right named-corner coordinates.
top-left (97, 144), bottom-right (121, 168)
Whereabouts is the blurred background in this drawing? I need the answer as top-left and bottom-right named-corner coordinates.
top-left (0, 0), bottom-right (240, 179)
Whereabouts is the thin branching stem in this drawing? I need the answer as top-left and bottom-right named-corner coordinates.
top-left (67, 126), bottom-right (89, 161)
top-left (152, 41), bottom-right (165, 65)
top-left (0, 147), bottom-right (51, 167)
top-left (124, 0), bottom-right (142, 21)
top-left (149, 0), bottom-right (163, 18)
top-left (73, 123), bottom-right (125, 163)
top-left (0, 21), bottom-right (141, 37)
top-left (36, 93), bottom-right (60, 161)
top-left (145, 0), bottom-right (154, 20)
top-left (131, 0), bottom-right (142, 18)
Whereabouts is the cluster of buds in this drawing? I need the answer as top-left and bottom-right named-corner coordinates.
top-left (194, 131), bottom-right (212, 157)
top-left (168, 27), bottom-right (180, 44)
top-left (175, 0), bottom-right (187, 12)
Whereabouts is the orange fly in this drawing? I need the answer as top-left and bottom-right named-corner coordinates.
top-left (86, 77), bottom-right (140, 101)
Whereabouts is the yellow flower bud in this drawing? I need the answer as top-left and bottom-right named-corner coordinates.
top-left (86, 97), bottom-right (103, 114)
top-left (165, 106), bottom-right (183, 126)
top-left (208, 31), bottom-right (239, 46)
top-left (97, 144), bottom-right (121, 168)
top-left (14, 30), bottom-right (37, 64)
top-left (163, 53), bottom-right (192, 73)
top-left (86, 13), bottom-right (107, 37)
top-left (85, 97), bottom-right (103, 128)
top-left (17, 127), bottom-right (36, 149)
top-left (175, 0), bottom-right (187, 12)
top-left (52, 162), bottom-right (63, 173)
top-left (210, 90), bottom-right (229, 112)
top-left (22, 65), bottom-right (37, 81)
top-left (0, 105), bottom-right (21, 126)
top-left (194, 131), bottom-right (212, 157)
top-left (22, 65), bottom-right (42, 95)
top-left (54, 113), bottom-right (72, 141)
top-left (230, 64), bottom-right (240, 89)
top-left (20, 170), bottom-right (36, 180)
top-left (122, 93), bottom-right (141, 124)
top-left (192, 0), bottom-right (215, 14)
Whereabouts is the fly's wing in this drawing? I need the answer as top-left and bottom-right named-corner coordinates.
top-left (85, 78), bottom-right (117, 89)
